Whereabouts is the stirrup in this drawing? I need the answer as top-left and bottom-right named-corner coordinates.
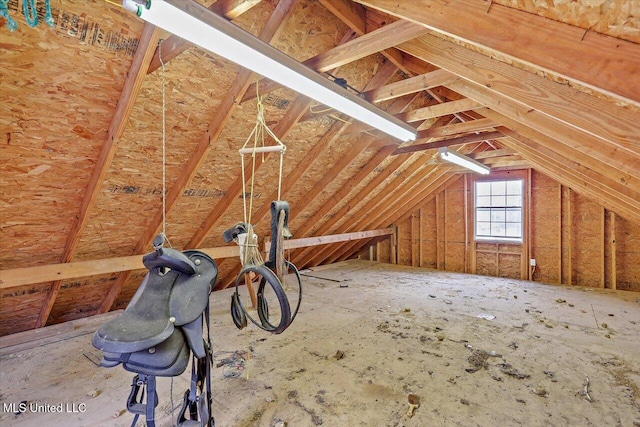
top-left (126, 374), bottom-right (158, 426)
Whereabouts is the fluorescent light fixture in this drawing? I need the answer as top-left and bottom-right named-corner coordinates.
top-left (438, 147), bottom-right (490, 174)
top-left (123, 0), bottom-right (417, 142)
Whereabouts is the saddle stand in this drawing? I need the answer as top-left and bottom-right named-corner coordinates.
top-left (93, 235), bottom-right (218, 427)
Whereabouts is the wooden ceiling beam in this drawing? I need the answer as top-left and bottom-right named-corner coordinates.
top-left (417, 118), bottom-right (496, 140)
top-left (241, 18), bottom-right (428, 103)
top-left (400, 98), bottom-right (483, 124)
top-left (355, 0), bottom-right (640, 105)
top-left (396, 35), bottom-right (639, 154)
top-left (391, 131), bottom-right (505, 155)
top-left (363, 69), bottom-right (458, 103)
top-left (319, 0), bottom-right (434, 77)
top-left (147, 0), bottom-right (262, 74)
top-left (36, 24), bottom-right (162, 327)
top-left (96, 0), bottom-right (298, 313)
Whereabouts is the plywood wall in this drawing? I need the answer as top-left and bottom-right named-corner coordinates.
top-left (378, 170), bottom-right (640, 291)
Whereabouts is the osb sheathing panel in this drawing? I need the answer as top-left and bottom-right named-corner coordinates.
top-left (376, 238), bottom-right (391, 263)
top-left (396, 217), bottom-right (412, 266)
top-left (531, 171), bottom-right (561, 284)
top-left (498, 252), bottom-right (521, 279)
top-left (444, 185), bottom-right (466, 272)
top-left (0, 0), bottom-right (141, 268)
top-left (615, 216), bottom-right (640, 291)
top-left (570, 193), bottom-right (604, 287)
top-left (495, 0), bottom-right (640, 43)
top-left (72, 1), bottom-right (281, 261)
top-left (46, 273), bottom-right (117, 325)
top-left (112, 270), bottom-right (147, 310)
top-left (0, 283), bottom-right (49, 336)
top-left (420, 201), bottom-right (438, 269)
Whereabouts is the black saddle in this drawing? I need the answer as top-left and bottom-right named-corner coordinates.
top-left (92, 238), bottom-right (218, 427)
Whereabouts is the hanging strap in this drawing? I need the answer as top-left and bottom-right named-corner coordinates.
top-left (177, 304), bottom-right (215, 427)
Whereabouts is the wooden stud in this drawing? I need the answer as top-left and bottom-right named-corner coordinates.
top-left (610, 211), bottom-right (617, 290)
top-left (464, 174), bottom-right (469, 273)
top-left (419, 208), bottom-right (424, 267)
top-left (411, 213), bottom-right (420, 267)
top-left (601, 207), bottom-right (606, 288)
top-left (558, 183), bottom-right (562, 284)
top-left (525, 168), bottom-right (532, 280)
top-left (436, 192), bottom-right (442, 270)
top-left (567, 187), bottom-right (573, 286)
top-left (443, 188), bottom-right (448, 270)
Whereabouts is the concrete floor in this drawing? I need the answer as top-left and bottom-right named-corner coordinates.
top-left (1, 260), bottom-right (639, 426)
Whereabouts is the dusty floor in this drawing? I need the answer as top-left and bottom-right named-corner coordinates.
top-left (1, 260), bottom-right (639, 426)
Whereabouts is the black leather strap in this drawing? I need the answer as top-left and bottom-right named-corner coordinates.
top-left (233, 264), bottom-right (291, 334)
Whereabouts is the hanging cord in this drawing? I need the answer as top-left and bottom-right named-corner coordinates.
top-left (158, 39), bottom-right (171, 248)
top-left (23, 0), bottom-right (37, 27)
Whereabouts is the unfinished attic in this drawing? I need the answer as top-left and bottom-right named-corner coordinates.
top-left (1, 0), bottom-right (639, 426)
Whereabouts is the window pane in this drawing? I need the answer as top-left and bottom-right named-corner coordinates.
top-left (491, 208), bottom-right (505, 222)
top-left (506, 180), bottom-right (522, 195)
top-left (476, 182), bottom-right (491, 196)
top-left (491, 195), bottom-right (506, 206)
top-left (491, 222), bottom-right (506, 236)
top-left (506, 223), bottom-right (522, 237)
top-left (475, 179), bottom-right (524, 241)
top-left (506, 195), bottom-right (522, 207)
top-left (477, 222), bottom-right (491, 236)
top-left (506, 208), bottom-right (521, 222)
top-left (492, 181), bottom-right (506, 195)
top-left (476, 208), bottom-right (490, 221)
top-left (477, 196), bottom-right (491, 207)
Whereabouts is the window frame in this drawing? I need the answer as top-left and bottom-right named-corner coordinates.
top-left (474, 178), bottom-right (524, 242)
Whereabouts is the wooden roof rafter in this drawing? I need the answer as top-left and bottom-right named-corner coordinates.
top-left (355, 0), bottom-right (640, 106)
top-left (240, 17), bottom-right (429, 104)
top-left (35, 23), bottom-right (162, 328)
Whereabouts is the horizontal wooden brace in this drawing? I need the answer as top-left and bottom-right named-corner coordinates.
top-left (392, 131), bottom-right (505, 155)
top-left (264, 228), bottom-right (394, 251)
top-left (1, 229), bottom-right (394, 290)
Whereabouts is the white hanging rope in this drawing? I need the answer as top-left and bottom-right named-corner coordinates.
top-left (159, 39), bottom-right (171, 248)
top-left (238, 88), bottom-right (287, 266)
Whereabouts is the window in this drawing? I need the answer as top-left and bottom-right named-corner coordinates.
top-left (475, 180), bottom-right (523, 241)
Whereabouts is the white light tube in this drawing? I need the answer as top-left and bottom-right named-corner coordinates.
top-left (438, 147), bottom-right (490, 174)
top-left (123, 0), bottom-right (417, 142)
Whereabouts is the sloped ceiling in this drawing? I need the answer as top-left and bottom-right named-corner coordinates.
top-left (0, 0), bottom-right (638, 334)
